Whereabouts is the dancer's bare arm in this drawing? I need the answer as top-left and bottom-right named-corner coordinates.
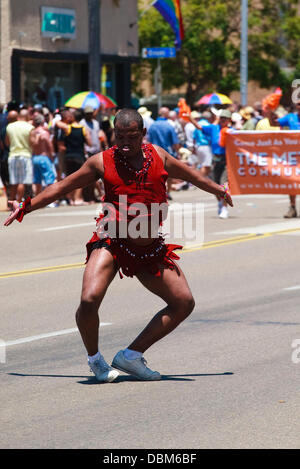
top-left (4, 153), bottom-right (104, 226)
top-left (155, 145), bottom-right (233, 206)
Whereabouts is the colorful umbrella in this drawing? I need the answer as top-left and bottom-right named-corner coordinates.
top-left (196, 93), bottom-right (232, 106)
top-left (65, 91), bottom-right (117, 110)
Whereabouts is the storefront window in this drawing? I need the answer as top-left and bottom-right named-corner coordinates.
top-left (20, 58), bottom-right (117, 110)
top-left (21, 59), bottom-right (86, 110)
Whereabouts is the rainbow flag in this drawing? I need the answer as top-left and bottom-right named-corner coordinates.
top-left (152, 0), bottom-right (184, 50)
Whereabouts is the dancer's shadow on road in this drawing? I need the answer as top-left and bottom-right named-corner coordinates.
top-left (8, 371), bottom-right (233, 385)
top-left (79, 371), bottom-right (234, 385)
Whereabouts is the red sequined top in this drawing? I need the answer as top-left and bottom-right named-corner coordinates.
top-left (99, 143), bottom-right (168, 230)
top-left (86, 144), bottom-right (182, 274)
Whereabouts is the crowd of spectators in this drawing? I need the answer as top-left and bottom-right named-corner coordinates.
top-left (1, 89), bottom-right (299, 219)
top-left (0, 102), bottom-right (115, 208)
top-left (138, 90), bottom-right (300, 218)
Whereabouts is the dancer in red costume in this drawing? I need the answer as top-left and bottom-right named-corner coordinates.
top-left (4, 109), bottom-right (233, 383)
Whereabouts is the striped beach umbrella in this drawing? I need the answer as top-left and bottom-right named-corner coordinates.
top-left (196, 93), bottom-right (232, 106)
top-left (65, 91), bottom-right (117, 110)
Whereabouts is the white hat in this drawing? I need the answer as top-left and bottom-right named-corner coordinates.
top-left (178, 147), bottom-right (192, 162)
top-left (138, 106), bottom-right (152, 118)
top-left (211, 107), bottom-right (222, 117)
top-left (190, 110), bottom-right (201, 119)
top-left (231, 112), bottom-right (242, 123)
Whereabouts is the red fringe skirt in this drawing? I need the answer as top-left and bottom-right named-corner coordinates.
top-left (86, 233), bottom-right (182, 279)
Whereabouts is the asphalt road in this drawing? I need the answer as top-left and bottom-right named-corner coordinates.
top-left (1, 189), bottom-right (300, 449)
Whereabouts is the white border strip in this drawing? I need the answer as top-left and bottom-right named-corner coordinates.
top-left (283, 286), bottom-right (300, 292)
top-left (38, 222), bottom-right (95, 232)
top-left (4, 323), bottom-right (111, 347)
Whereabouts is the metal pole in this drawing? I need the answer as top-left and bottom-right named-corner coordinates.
top-left (88, 0), bottom-right (101, 92)
top-left (240, 0), bottom-right (248, 106)
top-left (155, 58), bottom-right (162, 114)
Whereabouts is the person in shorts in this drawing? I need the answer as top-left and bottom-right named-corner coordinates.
top-left (31, 113), bottom-right (56, 197)
top-left (189, 109), bottom-right (232, 219)
top-left (193, 111), bottom-right (213, 178)
top-left (56, 109), bottom-right (91, 205)
top-left (5, 110), bottom-right (34, 202)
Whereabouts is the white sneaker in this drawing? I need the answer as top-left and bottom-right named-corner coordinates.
top-left (59, 199), bottom-right (68, 206)
top-left (111, 350), bottom-right (161, 381)
top-left (219, 206), bottom-right (229, 219)
top-left (88, 354), bottom-right (119, 383)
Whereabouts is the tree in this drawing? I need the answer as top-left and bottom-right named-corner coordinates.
top-left (247, 0), bottom-right (300, 98)
top-left (134, 0), bottom-right (300, 105)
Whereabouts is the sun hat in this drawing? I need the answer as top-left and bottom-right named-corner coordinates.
top-left (219, 109), bottom-right (232, 119)
top-left (84, 105), bottom-right (94, 114)
top-left (231, 112), bottom-right (243, 123)
top-left (138, 106), bottom-right (152, 118)
top-left (190, 110), bottom-right (201, 119)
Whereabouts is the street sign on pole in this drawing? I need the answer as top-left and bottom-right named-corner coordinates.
top-left (142, 47), bottom-right (176, 59)
top-left (142, 47), bottom-right (176, 112)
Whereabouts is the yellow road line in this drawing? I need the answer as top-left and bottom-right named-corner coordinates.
top-left (1, 226), bottom-right (300, 279)
top-left (183, 226), bottom-right (300, 253)
top-left (0, 262), bottom-right (84, 279)
top-left (182, 233), bottom-right (271, 252)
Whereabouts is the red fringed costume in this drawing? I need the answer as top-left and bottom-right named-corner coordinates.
top-left (86, 144), bottom-right (182, 278)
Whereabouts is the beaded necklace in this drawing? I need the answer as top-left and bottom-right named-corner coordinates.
top-left (113, 144), bottom-right (153, 185)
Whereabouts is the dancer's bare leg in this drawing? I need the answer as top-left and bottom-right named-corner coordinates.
top-left (75, 247), bottom-right (118, 356)
top-left (128, 263), bottom-right (195, 353)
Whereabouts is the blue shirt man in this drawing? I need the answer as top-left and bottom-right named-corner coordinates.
top-left (193, 118), bottom-right (211, 147)
top-left (148, 109), bottom-right (179, 157)
top-left (199, 110), bottom-right (232, 158)
top-left (189, 109), bottom-right (232, 163)
top-left (278, 111), bottom-right (300, 130)
top-left (201, 123), bottom-right (224, 156)
top-left (277, 104), bottom-right (300, 219)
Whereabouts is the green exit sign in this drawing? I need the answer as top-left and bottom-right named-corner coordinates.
top-left (41, 7), bottom-right (76, 39)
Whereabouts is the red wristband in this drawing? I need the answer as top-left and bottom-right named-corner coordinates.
top-left (16, 197), bottom-right (31, 222)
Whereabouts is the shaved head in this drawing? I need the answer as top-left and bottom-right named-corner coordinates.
top-left (18, 109), bottom-right (31, 122)
top-left (7, 111), bottom-right (18, 123)
top-left (159, 107), bottom-right (170, 118)
top-left (114, 108), bottom-right (144, 131)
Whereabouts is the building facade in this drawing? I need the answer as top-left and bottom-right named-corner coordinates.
top-left (0, 0), bottom-right (139, 109)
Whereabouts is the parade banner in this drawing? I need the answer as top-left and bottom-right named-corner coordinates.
top-left (226, 131), bottom-right (300, 195)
